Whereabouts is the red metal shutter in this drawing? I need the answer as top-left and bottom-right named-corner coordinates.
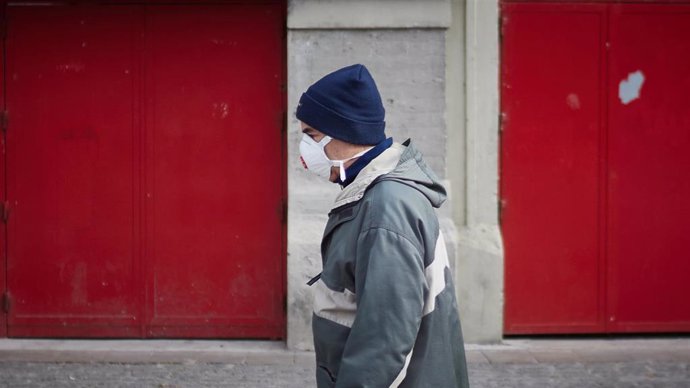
top-left (0, 4), bottom-right (6, 339)
top-left (4, 2), bottom-right (285, 339)
top-left (502, 1), bottom-right (690, 334)
top-left (606, 4), bottom-right (690, 333)
top-left (502, 3), bottom-right (607, 334)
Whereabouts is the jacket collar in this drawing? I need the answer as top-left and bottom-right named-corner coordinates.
top-left (337, 138), bottom-right (393, 187)
top-left (331, 142), bottom-right (404, 210)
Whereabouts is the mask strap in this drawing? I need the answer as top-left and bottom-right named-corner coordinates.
top-left (336, 146), bottom-right (374, 182)
top-left (337, 161), bottom-right (347, 182)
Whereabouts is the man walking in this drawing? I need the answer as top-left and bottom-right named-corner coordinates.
top-left (297, 64), bottom-right (469, 388)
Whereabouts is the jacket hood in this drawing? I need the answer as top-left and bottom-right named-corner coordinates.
top-left (331, 139), bottom-right (446, 209)
top-left (378, 139), bottom-right (447, 208)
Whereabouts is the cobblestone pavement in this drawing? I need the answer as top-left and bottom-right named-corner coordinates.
top-left (0, 339), bottom-right (688, 387)
top-left (0, 359), bottom-right (688, 387)
top-left (0, 362), bottom-right (312, 388)
top-left (469, 361), bottom-right (688, 388)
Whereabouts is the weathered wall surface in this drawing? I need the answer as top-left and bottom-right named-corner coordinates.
top-left (458, 0), bottom-right (503, 343)
top-left (290, 30), bottom-right (447, 172)
top-left (286, 0), bottom-right (454, 351)
top-left (287, 29), bottom-right (451, 350)
top-left (286, 0), bottom-right (503, 349)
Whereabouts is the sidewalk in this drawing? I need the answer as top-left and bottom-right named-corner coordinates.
top-left (0, 338), bottom-right (688, 387)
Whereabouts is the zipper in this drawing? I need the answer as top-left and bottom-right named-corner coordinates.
top-left (307, 273), bottom-right (321, 286)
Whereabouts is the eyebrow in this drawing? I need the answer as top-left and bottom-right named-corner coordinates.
top-left (302, 127), bottom-right (316, 134)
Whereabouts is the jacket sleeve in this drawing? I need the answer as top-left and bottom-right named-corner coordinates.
top-left (334, 226), bottom-right (427, 388)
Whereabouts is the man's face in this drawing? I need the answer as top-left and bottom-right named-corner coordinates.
top-left (300, 121), bottom-right (339, 182)
top-left (301, 121), bottom-right (327, 146)
top-left (300, 121), bottom-right (370, 182)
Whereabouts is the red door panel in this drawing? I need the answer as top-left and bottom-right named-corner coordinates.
top-left (501, 3), bottom-right (606, 334)
top-left (502, 1), bottom-right (690, 334)
top-left (0, 5), bottom-right (6, 339)
top-left (4, 2), bottom-right (285, 339)
top-left (144, 5), bottom-right (285, 338)
top-left (6, 6), bottom-right (141, 337)
top-left (606, 5), bottom-right (690, 332)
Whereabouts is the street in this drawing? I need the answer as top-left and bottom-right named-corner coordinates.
top-left (0, 338), bottom-right (688, 387)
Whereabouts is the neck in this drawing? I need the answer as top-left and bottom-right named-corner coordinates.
top-left (325, 137), bottom-right (371, 161)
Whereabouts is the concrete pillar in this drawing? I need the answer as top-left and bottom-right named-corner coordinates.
top-left (286, 0), bottom-right (454, 350)
top-left (452, 0), bottom-right (504, 343)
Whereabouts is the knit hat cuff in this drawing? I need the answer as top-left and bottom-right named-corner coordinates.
top-left (296, 92), bottom-right (386, 145)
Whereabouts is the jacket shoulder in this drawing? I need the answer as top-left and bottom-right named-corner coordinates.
top-left (364, 179), bottom-right (433, 213)
top-left (359, 179), bottom-right (438, 243)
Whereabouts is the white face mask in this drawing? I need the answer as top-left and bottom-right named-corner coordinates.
top-left (299, 135), bottom-right (372, 182)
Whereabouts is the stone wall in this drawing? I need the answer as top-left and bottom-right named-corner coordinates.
top-left (285, 0), bottom-right (503, 349)
top-left (286, 0), bottom-right (455, 350)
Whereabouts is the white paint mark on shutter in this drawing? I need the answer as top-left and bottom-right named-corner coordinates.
top-left (619, 70), bottom-right (645, 105)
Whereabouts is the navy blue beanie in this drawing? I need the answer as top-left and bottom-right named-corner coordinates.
top-left (296, 64), bottom-right (386, 145)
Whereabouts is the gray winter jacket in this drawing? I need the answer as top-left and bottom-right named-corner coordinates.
top-left (311, 140), bottom-right (469, 388)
